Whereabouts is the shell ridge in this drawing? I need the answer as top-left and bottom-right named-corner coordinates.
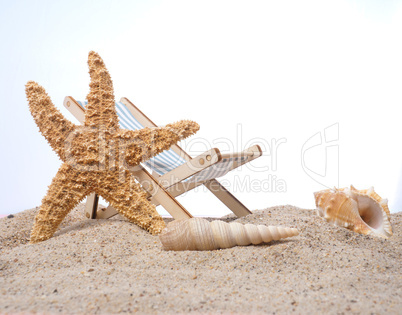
top-left (160, 218), bottom-right (299, 250)
top-left (314, 185), bottom-right (392, 239)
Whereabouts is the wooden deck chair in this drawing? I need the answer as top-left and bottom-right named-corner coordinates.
top-left (63, 96), bottom-right (262, 221)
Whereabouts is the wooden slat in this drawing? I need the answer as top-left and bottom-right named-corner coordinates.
top-left (203, 179), bottom-right (252, 217)
top-left (64, 96), bottom-right (85, 124)
top-left (157, 148), bottom-right (221, 188)
top-left (131, 166), bottom-right (192, 219)
top-left (222, 145), bottom-right (263, 172)
top-left (95, 204), bottom-right (119, 219)
top-left (120, 97), bottom-right (190, 161)
top-left (84, 193), bottom-right (99, 219)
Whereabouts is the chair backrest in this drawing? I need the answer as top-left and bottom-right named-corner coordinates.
top-left (76, 100), bottom-right (186, 175)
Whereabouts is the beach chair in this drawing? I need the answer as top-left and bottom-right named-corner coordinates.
top-left (63, 96), bottom-right (262, 220)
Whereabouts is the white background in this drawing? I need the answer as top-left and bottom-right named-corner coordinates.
top-left (1, 0), bottom-right (401, 216)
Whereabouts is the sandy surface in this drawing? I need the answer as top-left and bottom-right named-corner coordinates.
top-left (0, 204), bottom-right (401, 314)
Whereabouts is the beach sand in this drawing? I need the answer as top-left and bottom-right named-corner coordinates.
top-left (0, 204), bottom-right (401, 314)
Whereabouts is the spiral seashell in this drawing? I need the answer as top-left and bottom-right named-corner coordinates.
top-left (314, 185), bottom-right (392, 239)
top-left (158, 218), bottom-right (299, 251)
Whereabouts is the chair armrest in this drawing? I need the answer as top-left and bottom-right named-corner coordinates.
top-left (157, 148), bottom-right (222, 189)
top-left (220, 144), bottom-right (262, 160)
top-left (220, 145), bottom-right (262, 171)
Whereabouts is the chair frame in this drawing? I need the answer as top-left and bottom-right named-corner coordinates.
top-left (63, 96), bottom-right (262, 220)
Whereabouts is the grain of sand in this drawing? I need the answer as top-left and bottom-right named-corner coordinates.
top-left (0, 204), bottom-right (401, 314)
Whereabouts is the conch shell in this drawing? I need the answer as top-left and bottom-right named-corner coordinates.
top-left (159, 217), bottom-right (299, 251)
top-left (314, 185), bottom-right (392, 239)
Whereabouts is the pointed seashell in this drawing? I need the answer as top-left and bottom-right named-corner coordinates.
top-left (159, 218), bottom-right (299, 251)
top-left (314, 185), bottom-right (393, 239)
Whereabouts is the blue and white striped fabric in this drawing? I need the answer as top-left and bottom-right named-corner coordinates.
top-left (76, 100), bottom-right (248, 182)
top-left (186, 157), bottom-right (248, 184)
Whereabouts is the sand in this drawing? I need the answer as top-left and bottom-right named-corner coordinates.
top-left (0, 204), bottom-right (401, 314)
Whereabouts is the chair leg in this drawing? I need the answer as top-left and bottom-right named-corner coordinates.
top-left (203, 179), bottom-right (252, 217)
top-left (85, 193), bottom-right (99, 219)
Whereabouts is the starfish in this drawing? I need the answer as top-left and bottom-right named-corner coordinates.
top-left (25, 51), bottom-right (199, 243)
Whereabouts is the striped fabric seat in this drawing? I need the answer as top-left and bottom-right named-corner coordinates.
top-left (185, 157), bottom-right (247, 184)
top-left (76, 100), bottom-right (246, 182)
